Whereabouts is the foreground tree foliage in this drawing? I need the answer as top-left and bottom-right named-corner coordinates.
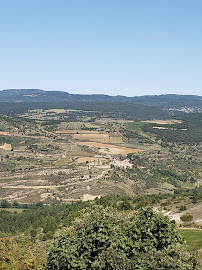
top-left (46, 206), bottom-right (201, 270)
top-left (0, 238), bottom-right (46, 270)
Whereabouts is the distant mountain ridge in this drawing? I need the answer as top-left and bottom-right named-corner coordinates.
top-left (0, 89), bottom-right (202, 112)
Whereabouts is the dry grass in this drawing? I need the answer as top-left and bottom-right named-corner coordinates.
top-left (74, 132), bottom-right (123, 144)
top-left (65, 151), bottom-right (94, 157)
top-left (56, 130), bottom-right (78, 134)
top-left (76, 157), bottom-right (108, 164)
top-left (54, 157), bottom-right (72, 166)
top-left (56, 130), bottom-right (99, 134)
top-left (109, 136), bottom-right (123, 143)
top-left (153, 127), bottom-right (169, 130)
top-left (142, 119), bottom-right (182, 125)
top-left (45, 109), bottom-right (66, 113)
top-left (74, 133), bottom-right (109, 143)
top-left (96, 118), bottom-right (133, 123)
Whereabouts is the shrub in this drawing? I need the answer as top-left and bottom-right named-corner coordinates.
top-left (180, 213), bottom-right (193, 222)
top-left (179, 205), bottom-right (187, 211)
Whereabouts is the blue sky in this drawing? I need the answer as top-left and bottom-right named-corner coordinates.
top-left (0, 0), bottom-right (201, 96)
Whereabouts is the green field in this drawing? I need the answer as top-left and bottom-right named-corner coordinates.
top-left (180, 229), bottom-right (202, 252)
top-left (127, 121), bottom-right (146, 130)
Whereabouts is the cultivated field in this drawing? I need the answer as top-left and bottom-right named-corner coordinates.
top-left (142, 119), bottom-right (182, 125)
top-left (56, 130), bottom-right (99, 134)
top-left (77, 141), bottom-right (143, 156)
top-left (76, 157), bottom-right (108, 164)
top-left (74, 133), bottom-right (123, 143)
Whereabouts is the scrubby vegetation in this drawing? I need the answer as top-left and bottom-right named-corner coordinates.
top-left (142, 113), bottom-right (202, 145)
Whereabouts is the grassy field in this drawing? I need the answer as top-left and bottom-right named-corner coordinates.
top-left (1, 208), bottom-right (24, 213)
top-left (180, 229), bottom-right (202, 252)
top-left (127, 121), bottom-right (146, 130)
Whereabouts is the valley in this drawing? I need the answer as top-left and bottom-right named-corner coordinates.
top-left (0, 100), bottom-right (201, 227)
top-left (0, 92), bottom-right (202, 268)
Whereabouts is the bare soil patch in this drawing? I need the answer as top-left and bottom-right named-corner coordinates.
top-left (0, 131), bottom-right (8, 135)
top-left (0, 143), bottom-right (12, 151)
top-left (82, 194), bottom-right (101, 201)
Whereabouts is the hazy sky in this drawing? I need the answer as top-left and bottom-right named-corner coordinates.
top-left (0, 0), bottom-right (202, 96)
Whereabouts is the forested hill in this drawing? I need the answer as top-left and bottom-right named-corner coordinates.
top-left (0, 89), bottom-right (202, 112)
top-left (0, 101), bottom-right (169, 120)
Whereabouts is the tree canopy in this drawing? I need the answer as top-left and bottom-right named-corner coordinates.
top-left (46, 206), bottom-right (201, 270)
